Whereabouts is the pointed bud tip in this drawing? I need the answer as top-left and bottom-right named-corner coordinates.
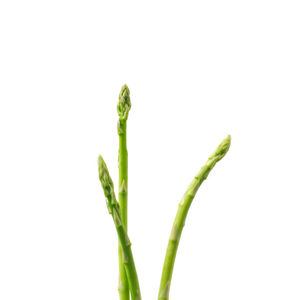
top-left (120, 84), bottom-right (130, 98)
top-left (98, 155), bottom-right (115, 200)
top-left (117, 84), bottom-right (131, 120)
top-left (219, 134), bottom-right (231, 154)
top-left (210, 135), bottom-right (231, 161)
top-left (98, 155), bottom-right (108, 178)
top-left (98, 155), bottom-right (104, 168)
top-left (223, 134), bottom-right (231, 150)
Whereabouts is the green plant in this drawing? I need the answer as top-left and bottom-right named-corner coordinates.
top-left (98, 85), bottom-right (231, 300)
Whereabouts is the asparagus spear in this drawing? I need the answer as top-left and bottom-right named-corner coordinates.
top-left (158, 135), bottom-right (231, 300)
top-left (117, 85), bottom-right (131, 300)
top-left (98, 155), bottom-right (142, 300)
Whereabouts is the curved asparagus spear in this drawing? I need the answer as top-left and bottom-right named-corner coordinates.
top-left (98, 155), bottom-right (141, 300)
top-left (117, 85), bottom-right (131, 300)
top-left (158, 135), bottom-right (231, 300)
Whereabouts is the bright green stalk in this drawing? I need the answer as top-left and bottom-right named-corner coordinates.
top-left (117, 85), bottom-right (131, 300)
top-left (158, 135), bottom-right (231, 300)
top-left (98, 155), bottom-right (141, 300)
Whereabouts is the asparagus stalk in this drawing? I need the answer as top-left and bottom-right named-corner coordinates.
top-left (158, 135), bottom-right (231, 300)
top-left (117, 85), bottom-right (131, 300)
top-left (98, 155), bottom-right (142, 300)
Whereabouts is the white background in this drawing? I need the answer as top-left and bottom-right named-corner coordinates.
top-left (0, 0), bottom-right (300, 299)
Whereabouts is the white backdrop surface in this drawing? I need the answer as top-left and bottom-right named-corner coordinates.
top-left (0, 1), bottom-right (300, 299)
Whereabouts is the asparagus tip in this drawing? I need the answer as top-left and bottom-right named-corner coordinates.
top-left (98, 155), bottom-right (115, 201)
top-left (98, 155), bottom-right (105, 177)
top-left (117, 84), bottom-right (131, 121)
top-left (209, 134), bottom-right (231, 162)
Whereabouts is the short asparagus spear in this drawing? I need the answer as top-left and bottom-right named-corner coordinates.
top-left (158, 135), bottom-right (231, 300)
top-left (98, 155), bottom-right (142, 300)
top-left (117, 85), bottom-right (131, 300)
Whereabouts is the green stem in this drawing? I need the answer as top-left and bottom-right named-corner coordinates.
top-left (117, 85), bottom-right (131, 300)
top-left (98, 156), bottom-right (141, 300)
top-left (118, 121), bottom-right (128, 229)
top-left (158, 135), bottom-right (231, 300)
top-left (118, 120), bottom-right (129, 299)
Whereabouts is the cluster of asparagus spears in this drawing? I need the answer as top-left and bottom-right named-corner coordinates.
top-left (98, 85), bottom-right (231, 300)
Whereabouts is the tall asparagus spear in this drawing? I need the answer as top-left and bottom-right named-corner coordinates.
top-left (117, 85), bottom-right (131, 300)
top-left (98, 155), bottom-right (142, 300)
top-left (158, 135), bottom-right (231, 300)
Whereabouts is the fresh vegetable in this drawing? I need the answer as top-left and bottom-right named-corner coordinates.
top-left (158, 135), bottom-right (231, 300)
top-left (117, 85), bottom-right (131, 300)
top-left (97, 85), bottom-right (231, 300)
top-left (98, 155), bottom-right (141, 300)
